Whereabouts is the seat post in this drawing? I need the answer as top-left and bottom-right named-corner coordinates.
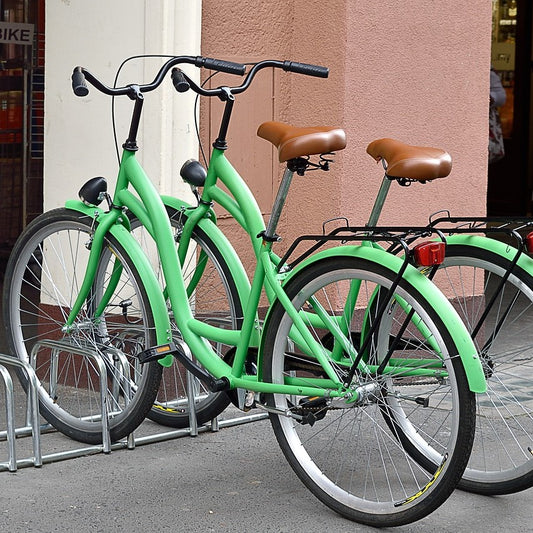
top-left (263, 165), bottom-right (296, 241)
top-left (366, 175), bottom-right (392, 227)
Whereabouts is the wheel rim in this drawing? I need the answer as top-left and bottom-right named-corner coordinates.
top-left (267, 266), bottom-right (467, 520)
top-left (7, 218), bottom-right (155, 435)
top-left (435, 252), bottom-right (533, 487)
top-left (131, 211), bottom-right (240, 425)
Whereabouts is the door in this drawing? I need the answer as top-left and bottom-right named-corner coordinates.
top-left (487, 0), bottom-right (532, 216)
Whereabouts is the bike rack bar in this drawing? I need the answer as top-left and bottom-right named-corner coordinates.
top-left (0, 354), bottom-right (42, 470)
top-left (30, 340), bottom-right (112, 453)
top-left (0, 364), bottom-right (16, 471)
top-left (0, 345), bottom-right (268, 471)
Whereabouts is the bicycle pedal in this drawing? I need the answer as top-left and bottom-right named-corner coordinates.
top-left (298, 396), bottom-right (328, 426)
top-left (138, 342), bottom-right (179, 364)
top-left (415, 396), bottom-right (429, 408)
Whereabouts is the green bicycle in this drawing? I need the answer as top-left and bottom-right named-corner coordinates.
top-left (132, 90), bottom-right (533, 498)
top-left (364, 137), bottom-right (533, 495)
top-left (134, 112), bottom-right (533, 497)
top-left (3, 55), bottom-right (486, 527)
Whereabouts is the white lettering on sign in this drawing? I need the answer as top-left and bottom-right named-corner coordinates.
top-left (0, 22), bottom-right (34, 45)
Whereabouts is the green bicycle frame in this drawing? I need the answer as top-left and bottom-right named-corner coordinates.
top-left (65, 142), bottom-right (487, 397)
top-left (65, 148), bottom-right (351, 398)
top-left (175, 148), bottom-right (485, 393)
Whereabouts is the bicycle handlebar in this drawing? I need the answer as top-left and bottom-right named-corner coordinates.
top-left (169, 59), bottom-right (329, 99)
top-left (72, 67), bottom-right (90, 97)
top-left (199, 57), bottom-right (247, 75)
top-left (71, 56), bottom-right (328, 99)
top-left (72, 55), bottom-right (246, 98)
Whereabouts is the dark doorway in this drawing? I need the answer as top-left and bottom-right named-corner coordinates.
top-left (487, 0), bottom-right (532, 216)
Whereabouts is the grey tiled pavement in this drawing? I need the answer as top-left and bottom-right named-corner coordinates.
top-left (0, 407), bottom-right (532, 533)
top-left (0, 265), bottom-right (532, 533)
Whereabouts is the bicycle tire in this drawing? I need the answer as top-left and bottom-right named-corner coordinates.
top-left (2, 208), bottom-right (162, 444)
top-left (130, 206), bottom-right (242, 427)
top-left (262, 256), bottom-right (476, 527)
top-left (431, 243), bottom-right (533, 495)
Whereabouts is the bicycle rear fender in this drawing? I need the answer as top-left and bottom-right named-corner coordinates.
top-left (161, 195), bottom-right (252, 310)
top-left (259, 244), bottom-right (486, 394)
top-left (65, 200), bottom-right (175, 366)
top-left (445, 234), bottom-right (533, 274)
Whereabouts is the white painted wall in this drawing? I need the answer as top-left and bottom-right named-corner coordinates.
top-left (44, 0), bottom-right (201, 210)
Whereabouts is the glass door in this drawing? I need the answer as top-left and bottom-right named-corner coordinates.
top-left (0, 0), bottom-right (26, 254)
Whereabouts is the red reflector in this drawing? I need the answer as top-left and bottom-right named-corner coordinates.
top-left (413, 241), bottom-right (446, 267)
top-left (526, 232), bottom-right (533, 254)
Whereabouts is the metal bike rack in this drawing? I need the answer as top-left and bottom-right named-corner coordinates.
top-left (0, 354), bottom-right (42, 471)
top-left (0, 345), bottom-right (267, 472)
top-left (30, 339), bottom-right (115, 453)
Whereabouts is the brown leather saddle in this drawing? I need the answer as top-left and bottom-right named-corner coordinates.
top-left (366, 138), bottom-right (452, 181)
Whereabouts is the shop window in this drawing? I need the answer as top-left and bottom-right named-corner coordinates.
top-left (0, 0), bottom-right (44, 255)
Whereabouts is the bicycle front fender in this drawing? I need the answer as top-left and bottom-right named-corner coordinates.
top-left (65, 200), bottom-right (174, 366)
top-left (262, 244), bottom-right (486, 394)
top-left (445, 234), bottom-right (533, 274)
top-left (161, 195), bottom-right (252, 309)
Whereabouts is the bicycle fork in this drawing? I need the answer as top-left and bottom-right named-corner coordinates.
top-left (63, 208), bottom-right (122, 331)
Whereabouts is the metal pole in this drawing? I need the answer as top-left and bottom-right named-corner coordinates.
top-left (0, 365), bottom-right (17, 471)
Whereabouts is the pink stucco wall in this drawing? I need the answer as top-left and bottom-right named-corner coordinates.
top-left (342, 2), bottom-right (492, 227)
top-left (202, 1), bottom-right (492, 253)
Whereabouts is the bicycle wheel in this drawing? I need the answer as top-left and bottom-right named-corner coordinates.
top-left (262, 256), bottom-right (476, 527)
top-left (3, 208), bottom-right (162, 444)
top-left (430, 243), bottom-right (533, 494)
top-left (130, 206), bottom-right (242, 427)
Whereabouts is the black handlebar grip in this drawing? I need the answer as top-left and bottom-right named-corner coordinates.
top-left (197, 57), bottom-right (246, 76)
top-left (72, 67), bottom-right (89, 97)
top-left (171, 68), bottom-right (191, 93)
top-left (282, 61), bottom-right (329, 78)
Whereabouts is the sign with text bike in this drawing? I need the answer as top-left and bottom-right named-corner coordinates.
top-left (0, 22), bottom-right (34, 45)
